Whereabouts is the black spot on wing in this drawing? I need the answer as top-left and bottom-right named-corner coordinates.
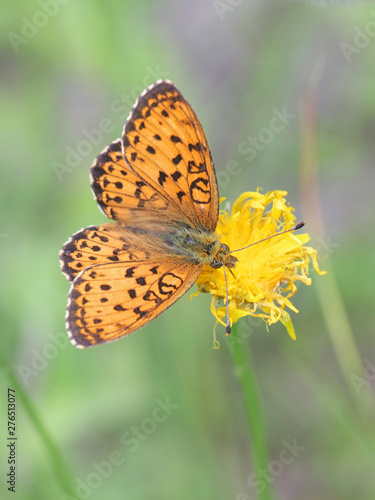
top-left (171, 171), bottom-right (182, 182)
top-left (158, 171), bottom-right (168, 186)
top-left (114, 304), bottom-right (126, 311)
top-left (170, 135), bottom-right (182, 143)
top-left (172, 154), bottom-right (182, 165)
top-left (177, 191), bottom-right (186, 202)
top-left (125, 267), bottom-right (136, 278)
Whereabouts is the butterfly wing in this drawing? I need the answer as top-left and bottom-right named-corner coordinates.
top-left (122, 80), bottom-right (219, 232)
top-left (60, 223), bottom-right (155, 283)
top-left (91, 81), bottom-right (219, 232)
top-left (91, 139), bottom-right (176, 223)
top-left (60, 224), bottom-right (201, 347)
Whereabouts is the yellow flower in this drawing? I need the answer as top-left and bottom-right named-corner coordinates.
top-left (194, 190), bottom-right (325, 339)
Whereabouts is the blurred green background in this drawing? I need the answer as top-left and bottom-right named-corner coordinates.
top-left (1, 1), bottom-right (375, 499)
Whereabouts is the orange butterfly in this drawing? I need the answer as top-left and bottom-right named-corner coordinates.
top-left (60, 80), bottom-right (238, 347)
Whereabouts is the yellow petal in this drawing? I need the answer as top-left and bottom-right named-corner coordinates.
top-left (193, 190), bottom-right (325, 339)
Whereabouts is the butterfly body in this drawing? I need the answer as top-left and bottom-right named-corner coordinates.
top-left (60, 80), bottom-right (236, 347)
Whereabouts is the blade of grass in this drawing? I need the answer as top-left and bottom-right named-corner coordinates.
top-left (0, 349), bottom-right (76, 498)
top-left (299, 52), bottom-right (366, 401)
top-left (229, 324), bottom-right (273, 500)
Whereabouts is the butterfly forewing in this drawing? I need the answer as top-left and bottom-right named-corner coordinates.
top-left (122, 80), bottom-right (219, 232)
top-left (91, 139), bottom-right (174, 223)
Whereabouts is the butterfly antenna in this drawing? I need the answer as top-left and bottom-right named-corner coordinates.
top-left (222, 264), bottom-right (231, 335)
top-left (230, 221), bottom-right (305, 254)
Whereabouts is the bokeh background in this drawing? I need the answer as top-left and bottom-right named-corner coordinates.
top-left (1, 1), bottom-right (375, 499)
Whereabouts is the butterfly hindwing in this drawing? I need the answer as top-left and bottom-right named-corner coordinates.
top-left (122, 80), bottom-right (219, 232)
top-left (66, 258), bottom-right (201, 348)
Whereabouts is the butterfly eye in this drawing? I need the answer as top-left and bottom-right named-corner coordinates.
top-left (221, 244), bottom-right (229, 252)
top-left (210, 259), bottom-right (222, 269)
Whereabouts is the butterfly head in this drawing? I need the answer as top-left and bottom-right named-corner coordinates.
top-left (210, 243), bottom-right (238, 270)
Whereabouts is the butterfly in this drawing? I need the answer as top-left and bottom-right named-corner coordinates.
top-left (60, 80), bottom-right (240, 348)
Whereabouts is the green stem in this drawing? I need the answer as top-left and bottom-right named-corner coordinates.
top-left (229, 324), bottom-right (273, 500)
top-left (0, 349), bottom-right (76, 498)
